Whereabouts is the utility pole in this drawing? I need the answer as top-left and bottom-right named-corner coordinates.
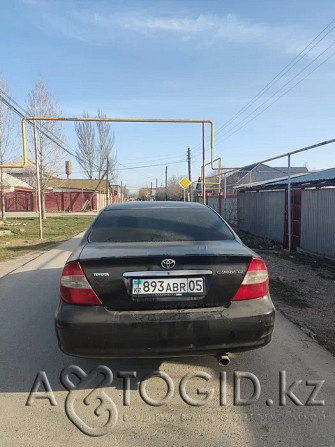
top-left (81, 170), bottom-right (107, 211)
top-left (150, 181), bottom-right (153, 201)
top-left (0, 167), bottom-right (5, 221)
top-left (187, 148), bottom-right (192, 202)
top-left (106, 157), bottom-right (109, 206)
top-left (287, 154), bottom-right (292, 255)
top-left (0, 121), bottom-right (3, 220)
top-left (155, 178), bottom-right (158, 201)
top-left (165, 166), bottom-right (168, 201)
top-left (120, 180), bottom-right (123, 203)
top-left (124, 184), bottom-right (127, 202)
top-left (202, 122), bottom-right (206, 205)
top-left (33, 120), bottom-right (43, 239)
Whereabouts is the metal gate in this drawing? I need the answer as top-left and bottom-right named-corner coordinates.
top-left (284, 189), bottom-right (301, 249)
top-left (5, 191), bottom-right (34, 212)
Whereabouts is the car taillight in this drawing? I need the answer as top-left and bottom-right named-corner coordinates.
top-left (232, 258), bottom-right (269, 301)
top-left (60, 261), bottom-right (102, 305)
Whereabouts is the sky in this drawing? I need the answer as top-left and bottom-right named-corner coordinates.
top-left (2, 0), bottom-right (335, 192)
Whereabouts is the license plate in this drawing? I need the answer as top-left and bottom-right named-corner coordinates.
top-left (132, 277), bottom-right (204, 296)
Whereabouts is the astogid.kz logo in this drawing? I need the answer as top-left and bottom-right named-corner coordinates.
top-left (60, 365), bottom-right (118, 437)
top-left (25, 366), bottom-right (326, 437)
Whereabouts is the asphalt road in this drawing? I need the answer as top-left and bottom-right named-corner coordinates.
top-left (0, 235), bottom-right (334, 446)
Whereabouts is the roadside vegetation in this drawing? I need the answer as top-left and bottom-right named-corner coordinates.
top-left (0, 216), bottom-right (94, 261)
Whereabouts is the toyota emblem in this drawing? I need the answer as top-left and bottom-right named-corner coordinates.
top-left (161, 259), bottom-right (176, 269)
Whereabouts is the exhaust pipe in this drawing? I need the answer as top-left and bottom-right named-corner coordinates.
top-left (216, 354), bottom-right (230, 367)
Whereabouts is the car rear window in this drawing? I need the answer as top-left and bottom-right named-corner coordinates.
top-left (88, 207), bottom-right (234, 242)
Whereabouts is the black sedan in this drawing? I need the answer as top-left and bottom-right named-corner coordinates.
top-left (55, 201), bottom-right (275, 359)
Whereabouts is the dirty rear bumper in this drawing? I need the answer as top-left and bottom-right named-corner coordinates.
top-left (55, 296), bottom-right (275, 358)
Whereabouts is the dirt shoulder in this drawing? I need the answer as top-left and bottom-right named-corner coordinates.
top-left (238, 231), bottom-right (335, 356)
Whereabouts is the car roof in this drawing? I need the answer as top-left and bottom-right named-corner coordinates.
top-left (104, 201), bottom-right (205, 211)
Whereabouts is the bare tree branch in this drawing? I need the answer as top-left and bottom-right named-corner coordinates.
top-left (27, 78), bottom-right (65, 218)
top-left (74, 110), bottom-right (117, 182)
top-left (154, 175), bottom-right (185, 201)
top-left (0, 74), bottom-right (15, 220)
top-left (96, 109), bottom-right (115, 180)
top-left (75, 112), bottom-right (95, 179)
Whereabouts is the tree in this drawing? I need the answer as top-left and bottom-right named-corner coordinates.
top-left (27, 79), bottom-right (64, 219)
top-left (0, 75), bottom-right (14, 220)
top-left (96, 109), bottom-right (116, 180)
top-left (74, 113), bottom-right (95, 179)
top-left (138, 188), bottom-right (150, 201)
top-left (106, 151), bottom-right (118, 185)
top-left (156, 175), bottom-right (184, 201)
top-left (74, 110), bottom-right (117, 182)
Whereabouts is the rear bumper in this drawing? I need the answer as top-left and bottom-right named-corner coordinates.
top-left (55, 296), bottom-right (275, 358)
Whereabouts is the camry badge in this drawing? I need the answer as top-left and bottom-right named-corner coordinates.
top-left (161, 259), bottom-right (176, 269)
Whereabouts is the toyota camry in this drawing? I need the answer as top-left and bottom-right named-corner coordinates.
top-left (55, 201), bottom-right (275, 359)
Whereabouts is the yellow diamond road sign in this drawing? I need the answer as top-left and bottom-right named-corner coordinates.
top-left (179, 177), bottom-right (191, 189)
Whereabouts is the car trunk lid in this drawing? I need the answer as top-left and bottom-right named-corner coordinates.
top-left (79, 240), bottom-right (253, 311)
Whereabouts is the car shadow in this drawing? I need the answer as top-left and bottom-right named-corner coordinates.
top-left (0, 266), bottom-right (227, 394)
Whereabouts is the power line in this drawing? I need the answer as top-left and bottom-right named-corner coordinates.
top-left (117, 162), bottom-right (156, 181)
top-left (118, 160), bottom-right (185, 170)
top-left (188, 17), bottom-right (335, 153)
top-left (119, 148), bottom-right (188, 163)
top-left (0, 91), bottom-right (164, 189)
top-left (214, 38), bottom-right (335, 145)
top-left (72, 159), bottom-right (186, 173)
top-left (0, 88), bottom-right (80, 161)
top-left (0, 87), bottom-right (189, 172)
top-left (0, 93), bottom-right (92, 172)
top-left (0, 90), bottom-right (117, 175)
top-left (217, 48), bottom-right (335, 143)
top-left (215, 17), bottom-right (335, 135)
top-left (120, 154), bottom-right (186, 166)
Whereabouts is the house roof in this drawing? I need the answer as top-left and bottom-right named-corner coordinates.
top-left (48, 178), bottom-right (112, 193)
top-left (235, 164), bottom-right (308, 185)
top-left (1, 172), bottom-right (33, 189)
top-left (3, 156), bottom-right (35, 174)
top-left (196, 163), bottom-right (309, 192)
top-left (270, 166), bottom-right (309, 174)
top-left (237, 168), bottom-right (335, 190)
